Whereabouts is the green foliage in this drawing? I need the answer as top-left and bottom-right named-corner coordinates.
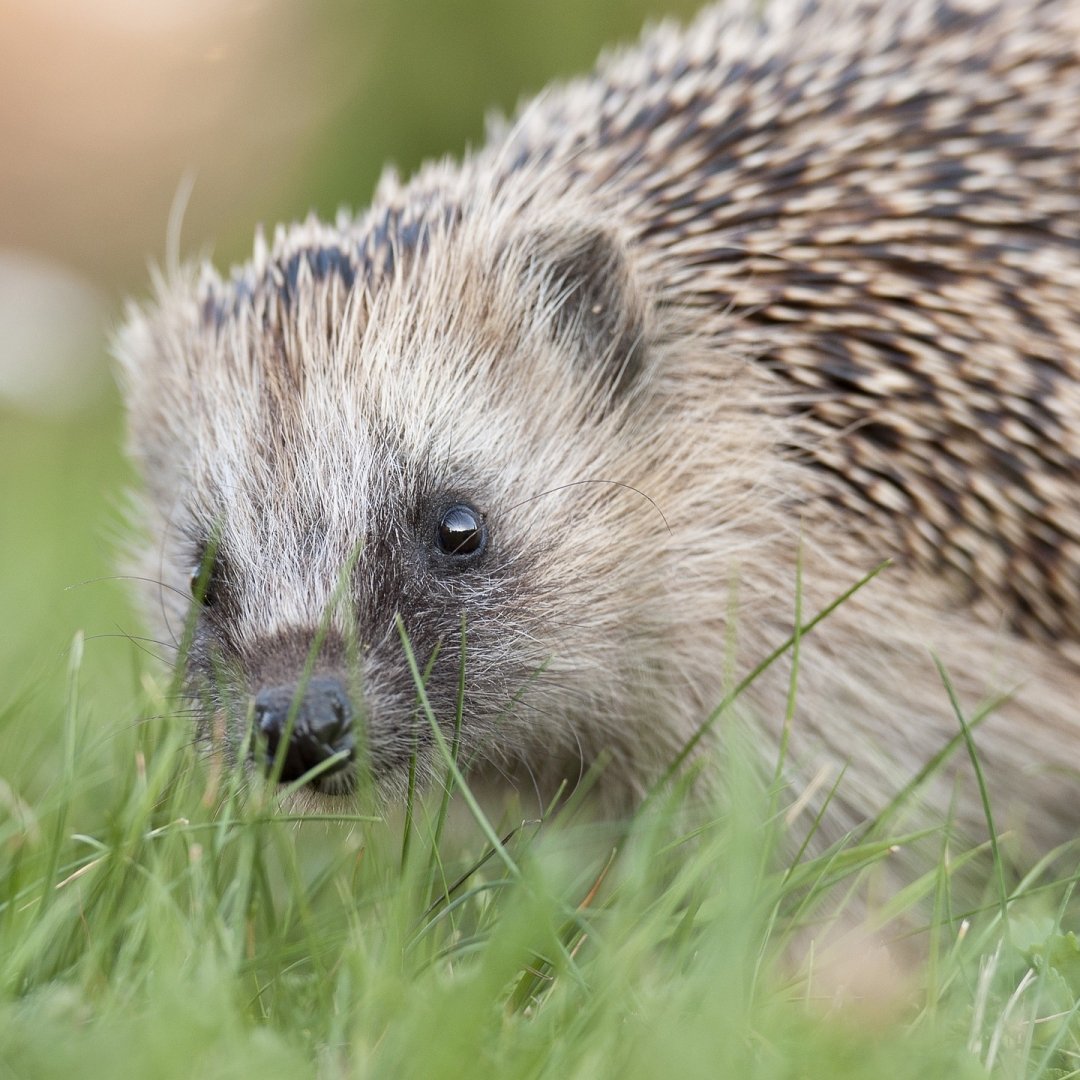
top-left (2, 589), bottom-right (1080, 1077)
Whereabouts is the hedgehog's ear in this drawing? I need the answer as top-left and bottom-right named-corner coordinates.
top-left (522, 222), bottom-right (649, 404)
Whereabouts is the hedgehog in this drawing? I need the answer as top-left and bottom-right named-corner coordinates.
top-left (116, 0), bottom-right (1080, 849)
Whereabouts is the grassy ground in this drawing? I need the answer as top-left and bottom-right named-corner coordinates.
top-left (4, 3), bottom-right (1080, 1075)
top-left (2, 396), bottom-right (1080, 1078)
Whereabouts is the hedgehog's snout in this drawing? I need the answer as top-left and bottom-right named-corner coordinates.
top-left (253, 675), bottom-right (356, 791)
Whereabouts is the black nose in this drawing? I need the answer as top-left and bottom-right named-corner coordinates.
top-left (253, 676), bottom-right (355, 785)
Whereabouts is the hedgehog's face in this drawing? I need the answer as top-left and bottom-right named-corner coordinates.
top-left (116, 204), bottom-right (673, 804)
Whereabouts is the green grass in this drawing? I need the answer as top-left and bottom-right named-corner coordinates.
top-left (0, 661), bottom-right (1075, 1080)
top-left (3, 405), bottom-right (1080, 1078)
top-left (10, 1), bottom-right (1080, 1073)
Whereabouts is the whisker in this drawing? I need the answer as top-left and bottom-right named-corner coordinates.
top-left (83, 630), bottom-right (178, 655)
top-left (64, 573), bottom-right (189, 602)
top-left (504, 477), bottom-right (672, 535)
top-left (97, 623), bottom-right (176, 665)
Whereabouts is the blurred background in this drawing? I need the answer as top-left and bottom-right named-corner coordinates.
top-left (0, 0), bottom-right (700, 764)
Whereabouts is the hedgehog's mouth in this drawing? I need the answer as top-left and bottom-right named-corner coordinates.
top-left (304, 760), bottom-right (358, 796)
top-left (252, 737), bottom-right (358, 795)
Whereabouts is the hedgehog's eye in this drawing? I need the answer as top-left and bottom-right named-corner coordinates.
top-left (190, 551), bottom-right (222, 607)
top-left (436, 503), bottom-right (487, 559)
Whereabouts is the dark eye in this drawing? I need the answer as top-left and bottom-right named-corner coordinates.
top-left (190, 550), bottom-right (221, 607)
top-left (436, 503), bottom-right (487, 559)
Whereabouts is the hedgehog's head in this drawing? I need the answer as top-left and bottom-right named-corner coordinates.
top-left (114, 186), bottom-right (689, 805)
